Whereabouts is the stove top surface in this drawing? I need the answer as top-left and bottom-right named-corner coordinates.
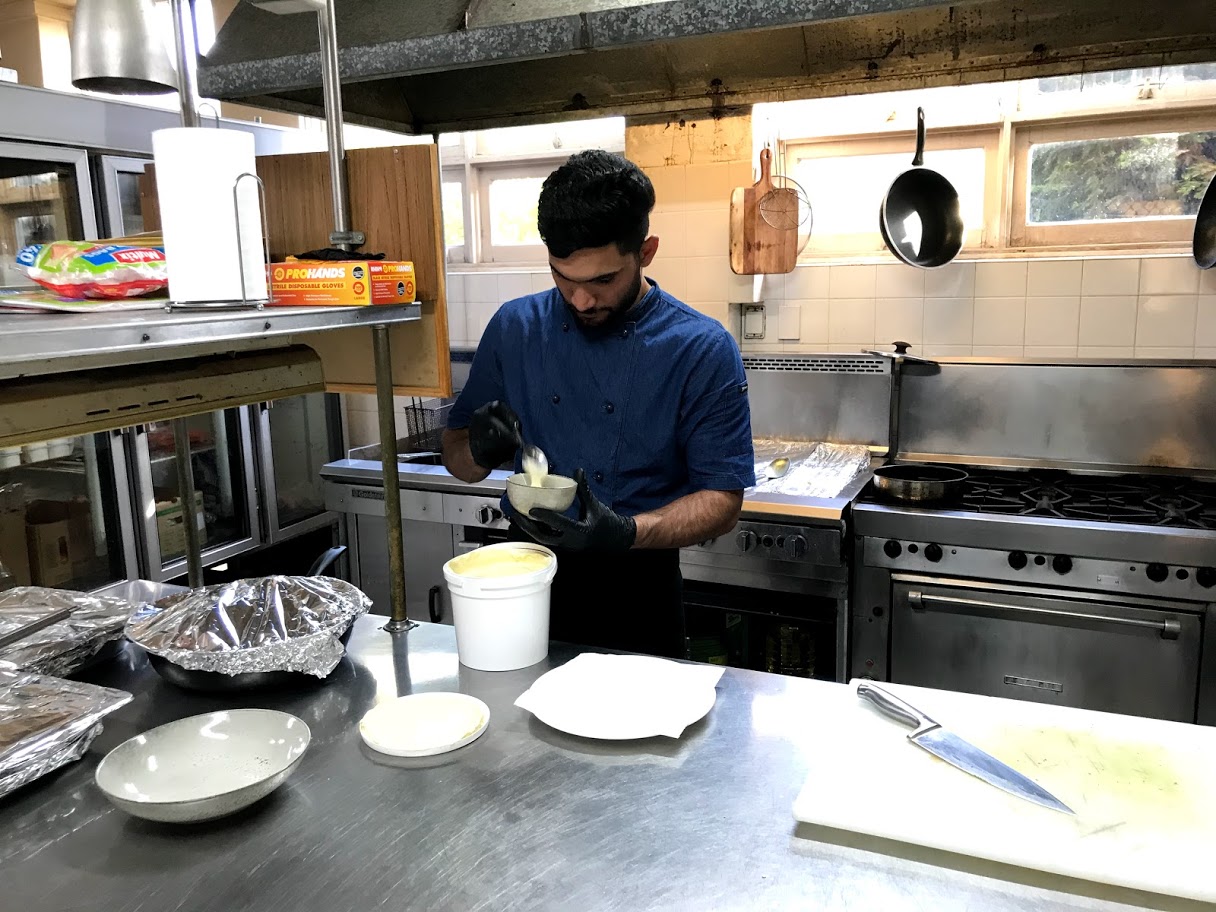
top-left (864, 466), bottom-right (1216, 531)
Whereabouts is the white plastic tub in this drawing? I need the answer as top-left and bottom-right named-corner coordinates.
top-left (443, 542), bottom-right (557, 672)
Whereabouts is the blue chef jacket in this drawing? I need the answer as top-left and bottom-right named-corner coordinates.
top-left (448, 281), bottom-right (755, 517)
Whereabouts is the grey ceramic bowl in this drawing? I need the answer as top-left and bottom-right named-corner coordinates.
top-left (95, 709), bottom-right (310, 823)
top-left (506, 473), bottom-right (578, 516)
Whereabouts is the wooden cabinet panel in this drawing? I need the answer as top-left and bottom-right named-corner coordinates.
top-left (141, 145), bottom-right (451, 397)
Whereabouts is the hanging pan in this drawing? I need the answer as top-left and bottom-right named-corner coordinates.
top-left (1194, 174), bottom-right (1216, 270)
top-left (879, 108), bottom-right (965, 269)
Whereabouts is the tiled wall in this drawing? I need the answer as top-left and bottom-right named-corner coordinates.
top-left (746, 256), bottom-right (1216, 359)
top-left (445, 270), bottom-right (553, 349)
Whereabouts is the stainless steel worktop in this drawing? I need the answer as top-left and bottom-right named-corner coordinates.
top-left (0, 619), bottom-right (1196, 912)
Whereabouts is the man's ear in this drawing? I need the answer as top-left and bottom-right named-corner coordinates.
top-left (639, 235), bottom-right (659, 268)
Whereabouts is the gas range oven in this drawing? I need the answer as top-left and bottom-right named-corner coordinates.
top-left (851, 466), bottom-right (1216, 724)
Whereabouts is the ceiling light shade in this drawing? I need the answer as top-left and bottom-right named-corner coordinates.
top-left (71, 0), bottom-right (178, 95)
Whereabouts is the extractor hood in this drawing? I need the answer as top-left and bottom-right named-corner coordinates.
top-left (197, 0), bottom-right (1216, 134)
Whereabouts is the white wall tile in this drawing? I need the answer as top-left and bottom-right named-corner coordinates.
top-left (727, 270), bottom-right (755, 303)
top-left (828, 264), bottom-right (877, 299)
top-left (740, 341), bottom-right (784, 353)
top-left (345, 409), bottom-right (378, 448)
top-left (1201, 269), bottom-right (1216, 295)
top-left (921, 344), bottom-right (974, 358)
top-left (787, 265), bottom-right (832, 299)
top-left (1027, 260), bottom-right (1083, 297)
top-left (972, 345), bottom-right (1025, 357)
top-left (1139, 257), bottom-right (1200, 295)
top-left (1081, 258), bottom-right (1140, 296)
top-left (466, 301), bottom-right (500, 343)
top-left (874, 298), bottom-right (924, 345)
top-left (1136, 295), bottom-right (1198, 347)
top-left (924, 262), bottom-right (975, 298)
top-left (795, 299), bottom-right (829, 343)
top-left (530, 271), bottom-right (553, 294)
top-left (1196, 347), bottom-right (1216, 359)
top-left (778, 303), bottom-right (801, 340)
top-left (1196, 295), bottom-right (1216, 347)
top-left (444, 272), bottom-right (466, 304)
top-left (924, 297), bottom-right (974, 345)
top-left (975, 261), bottom-right (1027, 298)
top-left (648, 166), bottom-right (687, 211)
top-left (1078, 346), bottom-right (1135, 358)
top-left (689, 301), bottom-right (730, 326)
top-left (685, 256), bottom-right (732, 303)
top-left (685, 208), bottom-right (729, 257)
top-left (650, 211), bottom-right (687, 259)
top-left (446, 300), bottom-right (468, 345)
top-left (759, 273), bottom-right (787, 301)
top-left (466, 273), bottom-right (500, 303)
top-left (684, 163), bottom-right (731, 210)
top-left (875, 263), bottom-right (925, 299)
top-left (1078, 296), bottom-right (1137, 346)
top-left (1133, 346), bottom-right (1196, 359)
top-left (497, 272), bottom-right (533, 301)
top-left (1025, 297), bottom-right (1080, 346)
top-left (1023, 345), bottom-right (1079, 359)
top-left (646, 258), bottom-right (688, 301)
top-left (973, 298), bottom-right (1025, 345)
top-left (828, 298), bottom-right (875, 343)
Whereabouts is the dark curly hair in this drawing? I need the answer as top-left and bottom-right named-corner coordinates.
top-left (537, 150), bottom-right (656, 258)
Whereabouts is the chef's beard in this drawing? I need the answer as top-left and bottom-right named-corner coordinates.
top-left (563, 270), bottom-right (644, 334)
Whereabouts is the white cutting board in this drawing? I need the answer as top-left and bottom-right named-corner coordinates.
top-left (793, 680), bottom-right (1216, 903)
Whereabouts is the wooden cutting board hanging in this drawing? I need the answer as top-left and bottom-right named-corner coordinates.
top-left (729, 148), bottom-right (799, 275)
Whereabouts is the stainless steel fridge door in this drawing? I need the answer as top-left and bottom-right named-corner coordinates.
top-left (96, 155), bottom-right (151, 237)
top-left (130, 408), bottom-right (262, 581)
top-left (254, 393), bottom-right (344, 543)
top-left (0, 141), bottom-right (97, 289)
top-left (0, 429), bottom-right (139, 592)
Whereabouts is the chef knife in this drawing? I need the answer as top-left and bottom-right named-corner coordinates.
top-left (857, 681), bottom-right (1074, 815)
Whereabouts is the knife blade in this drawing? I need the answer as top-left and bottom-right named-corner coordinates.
top-left (857, 681), bottom-right (1074, 815)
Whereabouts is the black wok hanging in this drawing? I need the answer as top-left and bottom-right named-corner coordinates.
top-left (1194, 174), bottom-right (1216, 270)
top-left (879, 108), bottom-right (965, 269)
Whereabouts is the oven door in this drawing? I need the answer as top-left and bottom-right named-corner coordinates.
top-left (890, 575), bottom-right (1203, 722)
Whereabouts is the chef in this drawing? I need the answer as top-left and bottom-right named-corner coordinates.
top-left (442, 150), bottom-right (754, 658)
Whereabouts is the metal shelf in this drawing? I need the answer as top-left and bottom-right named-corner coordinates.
top-left (0, 302), bottom-right (423, 379)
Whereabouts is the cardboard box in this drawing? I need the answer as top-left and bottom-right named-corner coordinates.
top-left (155, 492), bottom-right (206, 558)
top-left (25, 500), bottom-right (75, 587)
top-left (267, 260), bottom-right (416, 307)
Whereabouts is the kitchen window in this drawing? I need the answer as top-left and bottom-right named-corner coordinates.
top-left (767, 64), bottom-right (1216, 258)
top-left (479, 167), bottom-right (547, 263)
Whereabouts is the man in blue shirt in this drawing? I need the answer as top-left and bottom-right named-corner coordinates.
top-left (443, 150), bottom-right (754, 658)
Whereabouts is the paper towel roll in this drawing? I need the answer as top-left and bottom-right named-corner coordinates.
top-left (152, 127), bottom-right (268, 304)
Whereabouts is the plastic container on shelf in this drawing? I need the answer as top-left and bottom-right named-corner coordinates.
top-left (47, 438), bottom-right (74, 459)
top-left (0, 447), bottom-right (20, 469)
top-left (442, 542), bottom-right (557, 672)
top-left (22, 443), bottom-right (49, 464)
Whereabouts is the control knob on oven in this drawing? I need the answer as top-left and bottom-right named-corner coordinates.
top-left (924, 543), bottom-right (943, 563)
top-left (475, 505), bottom-right (503, 525)
top-left (1197, 567), bottom-right (1216, 589)
top-left (1146, 563), bottom-right (1169, 583)
top-left (1008, 550), bottom-right (1028, 570)
top-left (1052, 555), bottom-right (1073, 575)
top-left (883, 540), bottom-right (902, 559)
top-left (736, 530), bottom-right (757, 553)
top-left (784, 535), bottom-right (808, 560)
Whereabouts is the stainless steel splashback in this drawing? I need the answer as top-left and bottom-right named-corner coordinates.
top-left (896, 360), bottom-right (1216, 474)
top-left (744, 354), bottom-right (892, 452)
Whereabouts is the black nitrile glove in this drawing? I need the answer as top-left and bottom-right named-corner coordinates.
top-left (468, 400), bottom-right (522, 469)
top-left (516, 468), bottom-right (637, 553)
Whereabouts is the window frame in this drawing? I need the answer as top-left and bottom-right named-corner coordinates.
top-left (475, 161), bottom-right (554, 264)
top-left (440, 167), bottom-right (469, 265)
top-left (782, 126), bottom-right (1003, 258)
top-left (1009, 109), bottom-right (1216, 249)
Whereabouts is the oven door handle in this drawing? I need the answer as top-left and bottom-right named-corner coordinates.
top-left (906, 590), bottom-right (1182, 640)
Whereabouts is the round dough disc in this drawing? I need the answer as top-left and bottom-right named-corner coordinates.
top-left (358, 692), bottom-right (490, 757)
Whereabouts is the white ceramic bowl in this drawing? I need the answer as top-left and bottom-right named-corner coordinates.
top-left (506, 473), bottom-right (577, 516)
top-left (95, 709), bottom-right (310, 823)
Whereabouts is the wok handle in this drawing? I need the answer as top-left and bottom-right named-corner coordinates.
top-left (913, 107), bottom-right (925, 167)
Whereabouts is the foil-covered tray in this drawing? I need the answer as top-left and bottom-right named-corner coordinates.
top-left (126, 576), bottom-right (371, 678)
top-left (0, 587), bottom-right (139, 677)
top-left (0, 669), bottom-right (132, 800)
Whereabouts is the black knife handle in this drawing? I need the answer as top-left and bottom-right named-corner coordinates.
top-left (857, 681), bottom-right (938, 734)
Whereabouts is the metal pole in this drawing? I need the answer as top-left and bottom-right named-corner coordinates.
top-left (172, 419), bottom-right (205, 588)
top-left (317, 0), bottom-right (357, 250)
top-left (374, 325), bottom-right (410, 630)
top-left (169, 0), bottom-right (201, 128)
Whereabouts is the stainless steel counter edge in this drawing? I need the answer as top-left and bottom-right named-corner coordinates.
top-left (321, 458), bottom-right (873, 523)
top-left (0, 619), bottom-right (1188, 912)
top-left (0, 303), bottom-right (423, 379)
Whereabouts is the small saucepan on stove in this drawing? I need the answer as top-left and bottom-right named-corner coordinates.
top-left (872, 464), bottom-right (969, 504)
